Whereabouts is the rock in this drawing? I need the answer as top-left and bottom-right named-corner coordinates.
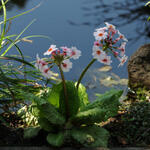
top-left (128, 44), bottom-right (150, 89)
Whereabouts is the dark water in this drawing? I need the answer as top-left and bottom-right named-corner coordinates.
top-left (4, 0), bottom-right (150, 99)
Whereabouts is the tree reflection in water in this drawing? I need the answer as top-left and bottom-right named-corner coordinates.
top-left (68, 0), bottom-right (150, 41)
top-left (9, 0), bottom-right (28, 8)
top-left (0, 0), bottom-right (28, 11)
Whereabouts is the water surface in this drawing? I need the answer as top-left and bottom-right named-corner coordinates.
top-left (4, 0), bottom-right (150, 99)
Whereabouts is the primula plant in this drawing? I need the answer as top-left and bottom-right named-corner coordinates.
top-left (22, 22), bottom-right (128, 148)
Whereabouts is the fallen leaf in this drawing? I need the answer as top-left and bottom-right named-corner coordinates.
top-left (98, 65), bottom-right (112, 72)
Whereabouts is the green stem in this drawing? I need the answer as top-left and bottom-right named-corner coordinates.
top-left (58, 64), bottom-right (69, 120)
top-left (76, 58), bottom-right (96, 89)
top-left (0, 0), bottom-right (7, 51)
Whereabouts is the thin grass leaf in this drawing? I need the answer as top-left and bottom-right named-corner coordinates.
top-left (145, 1), bottom-right (150, 6)
top-left (5, 38), bottom-right (27, 80)
top-left (0, 88), bottom-right (11, 96)
top-left (1, 19), bottom-right (36, 56)
top-left (0, 2), bottom-right (42, 25)
top-left (0, 56), bottom-right (35, 67)
top-left (21, 35), bottom-right (53, 42)
top-left (4, 35), bottom-right (17, 39)
top-left (0, 0), bottom-right (7, 49)
top-left (6, 38), bottom-right (24, 58)
top-left (0, 0), bottom-right (9, 10)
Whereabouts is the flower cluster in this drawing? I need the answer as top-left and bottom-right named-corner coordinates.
top-left (92, 22), bottom-right (128, 66)
top-left (35, 45), bottom-right (81, 78)
top-left (35, 54), bottom-right (53, 79)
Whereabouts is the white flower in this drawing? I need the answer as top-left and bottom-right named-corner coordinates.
top-left (98, 55), bottom-right (112, 65)
top-left (70, 47), bottom-right (81, 59)
top-left (117, 30), bottom-right (128, 42)
top-left (118, 55), bottom-right (128, 67)
top-left (93, 30), bottom-right (108, 41)
top-left (105, 22), bottom-right (116, 30)
top-left (92, 45), bottom-right (106, 60)
top-left (43, 45), bottom-right (57, 56)
top-left (61, 59), bottom-right (72, 72)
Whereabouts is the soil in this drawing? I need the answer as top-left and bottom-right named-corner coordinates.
top-left (0, 111), bottom-right (150, 148)
top-left (0, 112), bottom-right (48, 146)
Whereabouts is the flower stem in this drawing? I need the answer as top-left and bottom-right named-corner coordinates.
top-left (58, 65), bottom-right (69, 120)
top-left (76, 58), bottom-right (96, 89)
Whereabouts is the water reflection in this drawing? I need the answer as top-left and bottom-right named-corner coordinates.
top-left (68, 0), bottom-right (150, 41)
top-left (0, 0), bottom-right (28, 10)
top-left (9, 0), bottom-right (28, 8)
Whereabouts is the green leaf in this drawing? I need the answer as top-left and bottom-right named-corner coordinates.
top-left (71, 125), bottom-right (109, 147)
top-left (38, 103), bottom-right (66, 125)
top-left (94, 89), bottom-right (123, 121)
top-left (47, 132), bottom-right (64, 147)
top-left (145, 1), bottom-right (150, 6)
top-left (81, 89), bottom-right (123, 111)
top-left (24, 126), bottom-right (41, 139)
top-left (47, 82), bottom-right (62, 108)
top-left (38, 117), bottom-right (53, 132)
top-left (77, 83), bottom-right (90, 109)
top-left (59, 81), bottom-right (80, 118)
top-left (71, 107), bottom-right (106, 125)
top-left (72, 89), bottom-right (123, 123)
top-left (148, 16), bottom-right (150, 21)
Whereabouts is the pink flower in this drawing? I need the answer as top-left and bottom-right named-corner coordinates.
top-left (44, 45), bottom-right (58, 56)
top-left (70, 47), bottom-right (81, 59)
top-left (35, 54), bottom-right (52, 78)
top-left (61, 59), bottom-right (72, 72)
top-left (98, 55), bottom-right (112, 65)
top-left (60, 46), bottom-right (71, 56)
top-left (35, 54), bottom-right (48, 70)
top-left (94, 41), bottom-right (103, 47)
top-left (118, 42), bottom-right (126, 56)
top-left (118, 55), bottom-right (128, 67)
top-left (112, 50), bottom-right (119, 57)
top-left (92, 46), bottom-right (106, 60)
top-left (42, 65), bottom-right (53, 79)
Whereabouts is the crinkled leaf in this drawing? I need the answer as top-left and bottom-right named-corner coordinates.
top-left (38, 117), bottom-right (53, 132)
top-left (47, 132), bottom-right (64, 147)
top-left (24, 126), bottom-right (41, 139)
top-left (71, 107), bottom-right (106, 125)
top-left (71, 125), bottom-right (109, 147)
top-left (38, 103), bottom-right (65, 125)
top-left (81, 89), bottom-right (123, 111)
top-left (59, 81), bottom-right (80, 118)
top-left (80, 89), bottom-right (123, 121)
top-left (73, 89), bottom-right (123, 123)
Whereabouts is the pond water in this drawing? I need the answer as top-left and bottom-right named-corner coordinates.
top-left (3, 0), bottom-right (150, 100)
